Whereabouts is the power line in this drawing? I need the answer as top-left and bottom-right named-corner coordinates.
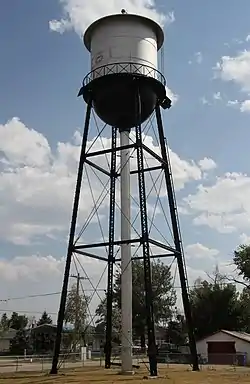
top-left (0, 279), bottom-right (229, 305)
top-left (0, 308), bottom-right (57, 315)
top-left (0, 308), bottom-right (97, 317)
top-left (0, 292), bottom-right (61, 302)
top-left (0, 288), bottom-right (106, 303)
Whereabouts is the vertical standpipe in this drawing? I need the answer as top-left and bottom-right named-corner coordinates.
top-left (120, 129), bottom-right (133, 373)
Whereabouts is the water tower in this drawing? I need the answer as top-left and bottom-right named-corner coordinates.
top-left (50, 11), bottom-right (199, 376)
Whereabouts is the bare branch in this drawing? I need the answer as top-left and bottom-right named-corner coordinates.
top-left (226, 275), bottom-right (250, 289)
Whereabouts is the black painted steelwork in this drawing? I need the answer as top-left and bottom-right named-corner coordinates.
top-left (105, 126), bottom-right (117, 368)
top-left (50, 101), bottom-right (92, 375)
top-left (51, 65), bottom-right (199, 375)
top-left (135, 87), bottom-right (157, 376)
top-left (74, 239), bottom-right (176, 254)
top-left (155, 105), bottom-right (199, 371)
top-left (81, 62), bottom-right (167, 130)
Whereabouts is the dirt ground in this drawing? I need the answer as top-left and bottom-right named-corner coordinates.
top-left (0, 365), bottom-right (249, 384)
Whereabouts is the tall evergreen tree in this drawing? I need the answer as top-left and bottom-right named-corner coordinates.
top-left (0, 313), bottom-right (9, 330)
top-left (37, 311), bottom-right (53, 326)
top-left (10, 329), bottom-right (30, 355)
top-left (8, 312), bottom-right (28, 330)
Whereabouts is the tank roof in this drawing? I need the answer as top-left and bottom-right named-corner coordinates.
top-left (84, 13), bottom-right (164, 51)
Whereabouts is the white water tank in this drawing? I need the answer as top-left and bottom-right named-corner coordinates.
top-left (81, 13), bottom-right (167, 130)
top-left (84, 13), bottom-right (163, 79)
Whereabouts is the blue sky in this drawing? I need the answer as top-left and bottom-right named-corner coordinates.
top-left (1, 0), bottom-right (250, 318)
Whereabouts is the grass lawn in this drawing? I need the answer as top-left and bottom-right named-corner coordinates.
top-left (0, 365), bottom-right (249, 383)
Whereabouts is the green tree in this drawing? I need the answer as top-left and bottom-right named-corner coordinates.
top-left (95, 297), bottom-right (121, 344)
top-left (31, 328), bottom-right (55, 354)
top-left (8, 312), bottom-right (28, 330)
top-left (189, 272), bottom-right (242, 339)
top-left (233, 244), bottom-right (250, 286)
top-left (37, 311), bottom-right (53, 326)
top-left (238, 287), bottom-right (250, 332)
top-left (165, 312), bottom-right (187, 346)
top-left (116, 259), bottom-right (175, 348)
top-left (10, 329), bottom-right (30, 355)
top-left (230, 244), bottom-right (250, 331)
top-left (65, 284), bottom-right (89, 326)
top-left (64, 283), bottom-right (89, 347)
top-left (96, 259), bottom-right (175, 349)
top-left (0, 313), bottom-right (9, 331)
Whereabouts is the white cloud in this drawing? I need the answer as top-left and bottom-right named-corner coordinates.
top-left (49, 18), bottom-right (71, 34)
top-left (0, 253), bottom-right (107, 321)
top-left (0, 248), bottom-right (229, 319)
top-left (232, 38), bottom-right (243, 45)
top-left (168, 149), bottom-right (202, 190)
top-left (177, 205), bottom-right (190, 215)
top-left (239, 233), bottom-right (250, 245)
top-left (183, 172), bottom-right (250, 233)
top-left (184, 261), bottom-right (237, 288)
top-left (173, 244), bottom-right (237, 310)
top-left (0, 118), bottom-right (51, 168)
top-left (184, 243), bottom-right (219, 271)
top-left (0, 117), bottom-right (210, 245)
top-left (198, 157), bottom-right (217, 171)
top-left (0, 255), bottom-right (62, 283)
top-left (194, 51), bottom-right (203, 64)
top-left (227, 99), bottom-right (240, 107)
top-left (165, 86), bottom-right (179, 106)
top-left (240, 99), bottom-right (250, 112)
top-left (49, 0), bottom-right (175, 35)
top-left (246, 35), bottom-right (250, 42)
top-left (213, 91), bottom-right (222, 100)
top-left (185, 243), bottom-right (219, 258)
top-left (200, 96), bottom-right (210, 105)
top-left (0, 116), bottom-right (219, 318)
top-left (215, 50), bottom-right (250, 93)
top-left (189, 52), bottom-right (203, 65)
top-left (199, 93), bottom-right (223, 107)
top-left (0, 118), bottom-right (112, 245)
top-left (227, 98), bottom-right (250, 113)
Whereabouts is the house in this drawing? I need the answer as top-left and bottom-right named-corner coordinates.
top-left (30, 323), bottom-right (73, 353)
top-left (30, 323), bottom-right (57, 337)
top-left (0, 328), bottom-right (17, 353)
top-left (196, 330), bottom-right (250, 366)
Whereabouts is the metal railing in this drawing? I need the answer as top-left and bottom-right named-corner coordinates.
top-left (83, 62), bottom-right (166, 87)
top-left (0, 352), bottom-right (102, 373)
top-left (0, 351), bottom-right (248, 373)
top-left (0, 349), bottom-right (149, 373)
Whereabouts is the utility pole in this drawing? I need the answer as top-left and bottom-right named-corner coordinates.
top-left (70, 273), bottom-right (88, 352)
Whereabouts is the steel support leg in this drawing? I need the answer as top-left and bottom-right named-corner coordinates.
top-left (105, 126), bottom-right (118, 368)
top-left (50, 102), bottom-right (92, 374)
top-left (155, 104), bottom-right (199, 372)
top-left (135, 88), bottom-right (158, 377)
